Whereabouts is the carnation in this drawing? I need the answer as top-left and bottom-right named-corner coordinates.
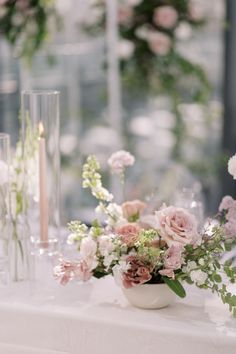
top-left (108, 150), bottom-right (135, 174)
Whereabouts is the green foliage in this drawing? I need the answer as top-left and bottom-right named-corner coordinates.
top-left (163, 277), bottom-right (186, 298)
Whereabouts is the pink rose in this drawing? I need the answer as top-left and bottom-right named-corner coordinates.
top-left (122, 199), bottom-right (147, 221)
top-left (219, 196), bottom-right (236, 212)
top-left (122, 256), bottom-right (153, 288)
top-left (108, 150), bottom-right (135, 174)
top-left (118, 5), bottom-right (133, 25)
top-left (116, 223), bottom-right (141, 247)
top-left (153, 6), bottom-right (178, 29)
top-left (147, 31), bottom-right (172, 56)
top-left (54, 258), bottom-right (92, 285)
top-left (155, 206), bottom-right (200, 247)
top-left (159, 245), bottom-right (184, 279)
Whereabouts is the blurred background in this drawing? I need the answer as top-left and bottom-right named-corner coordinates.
top-left (0, 0), bottom-right (235, 225)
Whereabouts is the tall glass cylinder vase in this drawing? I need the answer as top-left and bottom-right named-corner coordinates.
top-left (0, 134), bottom-right (10, 288)
top-left (21, 91), bottom-right (60, 288)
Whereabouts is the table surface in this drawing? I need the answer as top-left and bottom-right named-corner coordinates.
top-left (0, 276), bottom-right (236, 354)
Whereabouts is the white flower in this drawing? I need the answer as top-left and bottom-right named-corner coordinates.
top-left (99, 235), bottom-right (115, 256)
top-left (228, 154), bottom-right (236, 179)
top-left (67, 233), bottom-right (77, 245)
top-left (198, 258), bottom-right (205, 266)
top-left (80, 237), bottom-right (97, 259)
top-left (108, 150), bottom-right (135, 174)
top-left (135, 25), bottom-right (149, 40)
top-left (117, 40), bottom-right (134, 60)
top-left (175, 22), bottom-right (192, 40)
top-left (190, 269), bottom-right (208, 286)
top-left (0, 6), bottom-right (7, 18)
top-left (92, 186), bottom-right (113, 202)
top-left (186, 261), bottom-right (197, 272)
top-left (103, 253), bottom-right (117, 268)
top-left (0, 160), bottom-right (8, 186)
top-left (11, 13), bottom-right (24, 26)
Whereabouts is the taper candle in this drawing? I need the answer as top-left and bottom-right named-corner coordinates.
top-left (38, 122), bottom-right (48, 242)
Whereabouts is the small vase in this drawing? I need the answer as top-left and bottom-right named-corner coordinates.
top-left (122, 283), bottom-right (175, 309)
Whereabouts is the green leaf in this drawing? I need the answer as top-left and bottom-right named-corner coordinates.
top-left (213, 274), bottom-right (222, 283)
top-left (163, 277), bottom-right (186, 299)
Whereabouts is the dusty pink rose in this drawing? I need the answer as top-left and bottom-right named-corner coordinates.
top-left (153, 6), bottom-right (178, 29)
top-left (116, 223), bottom-right (141, 247)
top-left (219, 196), bottom-right (236, 212)
top-left (54, 258), bottom-right (92, 285)
top-left (122, 199), bottom-right (147, 221)
top-left (122, 256), bottom-right (153, 288)
top-left (155, 206), bottom-right (200, 247)
top-left (159, 245), bottom-right (184, 279)
top-left (147, 31), bottom-right (172, 56)
top-left (118, 5), bottom-right (133, 25)
top-left (108, 150), bottom-right (135, 174)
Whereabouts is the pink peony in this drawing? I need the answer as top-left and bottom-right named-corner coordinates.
top-left (108, 150), bottom-right (135, 174)
top-left (116, 223), bottom-right (141, 247)
top-left (147, 31), bottom-right (172, 56)
top-left (153, 6), bottom-right (178, 29)
top-left (54, 258), bottom-right (92, 285)
top-left (122, 199), bottom-right (147, 221)
top-left (155, 206), bottom-right (200, 247)
top-left (219, 195), bottom-right (236, 212)
top-left (159, 245), bottom-right (184, 279)
top-left (122, 256), bottom-right (153, 288)
top-left (118, 5), bottom-right (133, 25)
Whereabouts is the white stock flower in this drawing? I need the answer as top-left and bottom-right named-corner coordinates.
top-left (0, 160), bottom-right (8, 186)
top-left (103, 253), bottom-right (117, 268)
top-left (228, 154), bottom-right (236, 179)
top-left (117, 39), bottom-right (134, 60)
top-left (99, 235), bottom-right (115, 256)
top-left (80, 237), bottom-right (97, 259)
top-left (190, 269), bottom-right (208, 286)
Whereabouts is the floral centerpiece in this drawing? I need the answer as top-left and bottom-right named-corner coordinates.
top-left (55, 150), bottom-right (236, 315)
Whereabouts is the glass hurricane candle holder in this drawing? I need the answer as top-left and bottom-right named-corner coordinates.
top-left (21, 90), bottom-right (60, 284)
top-left (0, 133), bottom-right (10, 288)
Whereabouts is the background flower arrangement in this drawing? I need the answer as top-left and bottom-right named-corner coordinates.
top-left (55, 150), bottom-right (236, 316)
top-left (84, 0), bottom-right (210, 158)
top-left (0, 0), bottom-right (61, 62)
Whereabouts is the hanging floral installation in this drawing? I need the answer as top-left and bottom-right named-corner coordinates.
top-left (0, 0), bottom-right (61, 63)
top-left (84, 0), bottom-right (211, 158)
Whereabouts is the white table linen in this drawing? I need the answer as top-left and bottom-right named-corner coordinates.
top-left (0, 276), bottom-right (235, 354)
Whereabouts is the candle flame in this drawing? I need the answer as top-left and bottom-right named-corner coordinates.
top-left (39, 122), bottom-right (44, 137)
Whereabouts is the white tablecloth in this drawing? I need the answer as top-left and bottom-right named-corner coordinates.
top-left (0, 276), bottom-right (236, 354)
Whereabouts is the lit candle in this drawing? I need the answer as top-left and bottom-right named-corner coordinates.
top-left (38, 122), bottom-right (48, 242)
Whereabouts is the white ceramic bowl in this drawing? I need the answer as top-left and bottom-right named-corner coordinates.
top-left (122, 283), bottom-right (175, 309)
